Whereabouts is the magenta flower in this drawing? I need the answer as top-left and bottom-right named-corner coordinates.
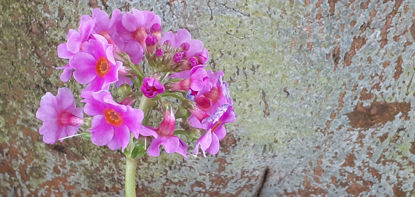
top-left (92, 8), bottom-right (121, 40)
top-left (140, 77), bottom-right (165, 98)
top-left (194, 104), bottom-right (235, 156)
top-left (82, 91), bottom-right (144, 151)
top-left (36, 88), bottom-right (83, 144)
top-left (161, 29), bottom-right (209, 68)
top-left (139, 108), bottom-right (187, 158)
top-left (170, 66), bottom-right (220, 98)
top-left (188, 74), bottom-right (235, 156)
top-left (114, 9), bottom-right (161, 64)
top-left (57, 16), bottom-right (95, 82)
top-left (71, 34), bottom-right (121, 93)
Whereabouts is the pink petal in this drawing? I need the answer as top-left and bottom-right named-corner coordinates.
top-left (56, 88), bottom-right (76, 111)
top-left (147, 138), bottom-right (163, 157)
top-left (161, 137), bottom-right (179, 154)
top-left (90, 115), bottom-right (114, 146)
top-left (60, 66), bottom-right (73, 82)
top-left (93, 8), bottom-right (110, 33)
top-left (66, 126), bottom-right (80, 136)
top-left (57, 126), bottom-right (69, 141)
top-left (36, 92), bottom-right (58, 121)
top-left (214, 125), bottom-right (227, 140)
top-left (189, 115), bottom-right (203, 129)
top-left (161, 31), bottom-right (175, 45)
top-left (138, 126), bottom-right (158, 138)
top-left (79, 17), bottom-right (95, 41)
top-left (107, 124), bottom-right (130, 151)
top-left (175, 29), bottom-right (191, 46)
top-left (66, 31), bottom-right (81, 54)
top-left (123, 107), bottom-right (144, 137)
top-left (176, 138), bottom-right (188, 159)
top-left (194, 131), bottom-right (212, 155)
top-left (110, 9), bottom-right (122, 28)
top-left (122, 12), bottom-right (139, 32)
top-left (123, 41), bottom-right (143, 64)
top-left (185, 39), bottom-right (204, 58)
top-left (81, 39), bottom-right (103, 59)
top-left (83, 91), bottom-right (112, 116)
top-left (71, 52), bottom-right (97, 84)
top-left (87, 76), bottom-right (105, 92)
top-left (39, 121), bottom-right (59, 144)
top-left (206, 133), bottom-right (220, 155)
top-left (105, 45), bottom-right (116, 65)
top-left (57, 43), bottom-right (73, 59)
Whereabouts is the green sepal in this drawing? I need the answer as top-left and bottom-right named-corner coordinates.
top-left (117, 84), bottom-right (132, 99)
top-left (131, 143), bottom-right (146, 159)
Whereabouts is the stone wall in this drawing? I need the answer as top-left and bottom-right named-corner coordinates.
top-left (1, 0), bottom-right (415, 196)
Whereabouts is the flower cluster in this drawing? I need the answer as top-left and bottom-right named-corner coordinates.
top-left (36, 8), bottom-right (235, 159)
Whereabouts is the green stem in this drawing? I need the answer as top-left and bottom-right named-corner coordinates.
top-left (124, 95), bottom-right (153, 197)
top-left (139, 95), bottom-right (153, 125)
top-left (129, 62), bottom-right (144, 81)
top-left (125, 156), bottom-right (137, 197)
top-left (161, 92), bottom-right (187, 101)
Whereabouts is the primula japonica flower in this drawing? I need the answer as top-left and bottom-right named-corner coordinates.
top-left (71, 34), bottom-right (121, 94)
top-left (141, 77), bottom-right (165, 98)
top-left (161, 29), bottom-right (209, 69)
top-left (114, 9), bottom-right (161, 64)
top-left (36, 88), bottom-right (83, 144)
top-left (189, 75), bottom-right (236, 156)
top-left (189, 75), bottom-right (233, 128)
top-left (91, 8), bottom-right (121, 44)
top-left (57, 16), bottom-right (95, 82)
top-left (170, 66), bottom-right (215, 94)
top-left (82, 91), bottom-right (144, 151)
top-left (194, 104), bottom-right (235, 156)
top-left (140, 108), bottom-right (188, 158)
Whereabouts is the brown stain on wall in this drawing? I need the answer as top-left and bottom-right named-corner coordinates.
top-left (328, 0), bottom-right (339, 16)
top-left (394, 55), bottom-right (403, 80)
top-left (380, 0), bottom-right (404, 48)
top-left (343, 36), bottom-right (367, 67)
top-left (347, 101), bottom-right (410, 129)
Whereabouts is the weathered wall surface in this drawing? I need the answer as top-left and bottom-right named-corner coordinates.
top-left (1, 0), bottom-right (415, 196)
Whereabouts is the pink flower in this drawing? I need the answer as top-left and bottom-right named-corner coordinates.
top-left (187, 74), bottom-right (236, 156)
top-left (82, 91), bottom-right (144, 151)
top-left (92, 8), bottom-right (121, 41)
top-left (114, 9), bottom-right (161, 64)
top-left (36, 88), bottom-right (83, 144)
top-left (71, 34), bottom-right (121, 94)
top-left (139, 108), bottom-right (187, 158)
top-left (161, 29), bottom-right (209, 68)
top-left (140, 77), bottom-right (165, 98)
top-left (194, 104), bottom-right (235, 156)
top-left (57, 16), bottom-right (95, 82)
top-left (170, 66), bottom-right (221, 100)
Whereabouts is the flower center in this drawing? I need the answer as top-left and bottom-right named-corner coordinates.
top-left (96, 57), bottom-right (110, 77)
top-left (195, 96), bottom-right (211, 110)
top-left (104, 108), bottom-right (123, 126)
top-left (133, 27), bottom-right (147, 45)
top-left (204, 87), bottom-right (221, 104)
top-left (57, 112), bottom-right (83, 126)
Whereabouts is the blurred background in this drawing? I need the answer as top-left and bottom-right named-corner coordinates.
top-left (1, 0), bottom-right (415, 196)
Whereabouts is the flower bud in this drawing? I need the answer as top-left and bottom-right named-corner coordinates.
top-left (158, 107), bottom-right (175, 136)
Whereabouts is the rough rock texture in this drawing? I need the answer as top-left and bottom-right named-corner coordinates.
top-left (1, 0), bottom-right (415, 196)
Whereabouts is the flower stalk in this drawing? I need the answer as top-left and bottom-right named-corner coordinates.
top-left (124, 94), bottom-right (153, 196)
top-left (125, 156), bottom-right (137, 197)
